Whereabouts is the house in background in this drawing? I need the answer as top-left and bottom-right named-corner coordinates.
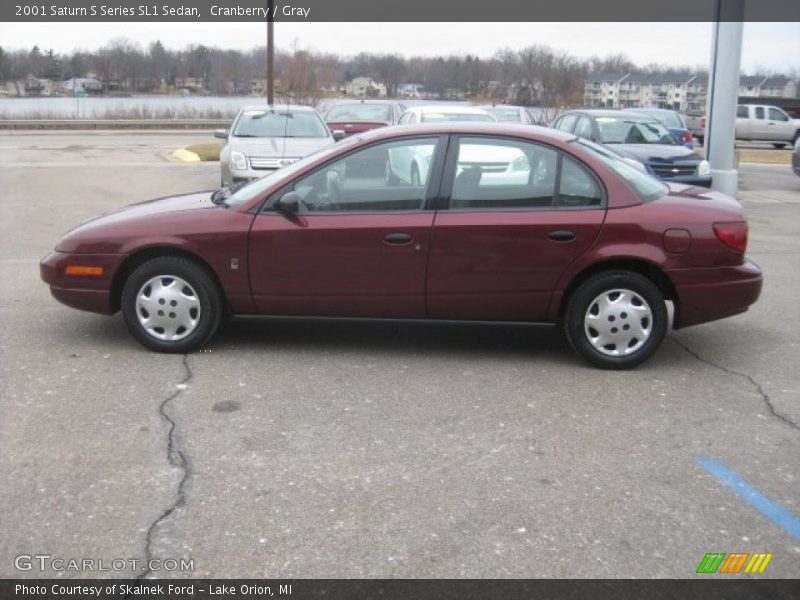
top-left (345, 77), bottom-right (387, 97)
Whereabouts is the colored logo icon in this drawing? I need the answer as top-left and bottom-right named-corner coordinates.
top-left (696, 552), bottom-right (773, 574)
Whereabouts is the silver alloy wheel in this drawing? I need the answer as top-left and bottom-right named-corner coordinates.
top-left (135, 275), bottom-right (201, 342)
top-left (584, 288), bottom-right (653, 357)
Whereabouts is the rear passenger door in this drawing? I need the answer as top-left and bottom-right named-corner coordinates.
top-left (426, 136), bottom-right (606, 321)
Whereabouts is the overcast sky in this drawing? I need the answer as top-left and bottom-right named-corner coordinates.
top-left (1, 22), bottom-right (798, 73)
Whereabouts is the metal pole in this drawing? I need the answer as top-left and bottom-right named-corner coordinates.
top-left (704, 0), bottom-right (745, 197)
top-left (267, 0), bottom-right (274, 105)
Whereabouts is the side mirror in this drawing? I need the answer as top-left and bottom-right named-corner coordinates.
top-left (276, 191), bottom-right (300, 214)
top-left (213, 129), bottom-right (228, 139)
top-left (332, 129), bottom-right (345, 141)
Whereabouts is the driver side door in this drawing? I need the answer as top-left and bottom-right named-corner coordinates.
top-left (248, 136), bottom-right (445, 318)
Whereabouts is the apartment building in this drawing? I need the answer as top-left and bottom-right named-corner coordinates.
top-left (584, 73), bottom-right (796, 112)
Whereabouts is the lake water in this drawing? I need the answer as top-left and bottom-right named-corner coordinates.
top-left (0, 96), bottom-right (270, 119)
top-left (0, 95), bottom-right (554, 123)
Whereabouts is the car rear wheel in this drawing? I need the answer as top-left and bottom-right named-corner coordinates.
top-left (121, 256), bottom-right (222, 353)
top-left (564, 271), bottom-right (667, 369)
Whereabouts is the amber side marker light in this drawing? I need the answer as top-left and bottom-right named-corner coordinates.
top-left (65, 266), bottom-right (104, 276)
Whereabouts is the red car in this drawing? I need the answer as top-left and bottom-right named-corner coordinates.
top-left (323, 100), bottom-right (406, 137)
top-left (41, 123), bottom-right (762, 368)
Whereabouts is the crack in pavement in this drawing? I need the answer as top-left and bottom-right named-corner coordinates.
top-left (138, 353), bottom-right (193, 580)
top-left (672, 337), bottom-right (799, 432)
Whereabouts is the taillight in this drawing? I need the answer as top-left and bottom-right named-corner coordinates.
top-left (713, 222), bottom-right (748, 253)
top-left (682, 130), bottom-right (694, 144)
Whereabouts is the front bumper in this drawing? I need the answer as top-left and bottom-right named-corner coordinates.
top-left (40, 251), bottom-right (124, 314)
top-left (668, 260), bottom-right (762, 328)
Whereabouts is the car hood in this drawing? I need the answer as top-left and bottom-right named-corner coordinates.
top-left (228, 136), bottom-right (333, 157)
top-left (64, 192), bottom-right (217, 236)
top-left (608, 144), bottom-right (701, 163)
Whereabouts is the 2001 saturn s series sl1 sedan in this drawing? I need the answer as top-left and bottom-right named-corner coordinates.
top-left (41, 123), bottom-right (762, 369)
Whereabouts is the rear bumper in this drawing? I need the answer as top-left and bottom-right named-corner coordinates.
top-left (40, 251), bottom-right (123, 315)
top-left (668, 260), bottom-right (762, 328)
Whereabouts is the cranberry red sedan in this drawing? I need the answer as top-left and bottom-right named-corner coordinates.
top-left (40, 123), bottom-right (762, 369)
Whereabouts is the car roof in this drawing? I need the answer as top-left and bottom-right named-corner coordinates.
top-left (563, 109), bottom-right (655, 120)
top-left (412, 105), bottom-right (493, 115)
top-left (238, 104), bottom-right (317, 113)
top-left (479, 105), bottom-right (524, 110)
top-left (350, 122), bottom-right (576, 143)
top-left (326, 99), bottom-right (400, 106)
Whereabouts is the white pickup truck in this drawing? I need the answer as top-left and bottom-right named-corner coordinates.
top-left (734, 104), bottom-right (800, 148)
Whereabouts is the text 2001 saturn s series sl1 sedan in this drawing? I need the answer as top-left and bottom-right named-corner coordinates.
top-left (41, 123), bottom-right (762, 369)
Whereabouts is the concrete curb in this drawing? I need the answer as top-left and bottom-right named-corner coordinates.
top-left (172, 148), bottom-right (202, 162)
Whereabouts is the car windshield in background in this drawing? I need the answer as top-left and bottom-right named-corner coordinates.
top-left (484, 107), bottom-right (521, 122)
top-left (596, 117), bottom-right (677, 145)
top-left (224, 135), bottom-right (362, 208)
top-left (574, 138), bottom-right (668, 203)
top-left (326, 104), bottom-right (392, 122)
top-left (421, 112), bottom-right (495, 123)
top-left (233, 110), bottom-right (329, 138)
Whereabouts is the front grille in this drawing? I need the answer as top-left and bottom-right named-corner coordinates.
top-left (248, 157), bottom-right (282, 170)
top-left (650, 164), bottom-right (697, 178)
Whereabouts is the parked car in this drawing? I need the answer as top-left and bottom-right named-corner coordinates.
top-left (215, 105), bottom-right (339, 187)
top-left (733, 104), bottom-right (800, 148)
top-left (691, 105), bottom-right (800, 148)
top-left (552, 109), bottom-right (711, 187)
top-left (627, 108), bottom-right (695, 148)
top-left (793, 135), bottom-right (800, 176)
top-left (397, 105), bottom-right (497, 124)
top-left (478, 104), bottom-right (535, 124)
top-left (40, 123), bottom-right (762, 369)
top-left (686, 112), bottom-right (706, 143)
top-left (322, 100), bottom-right (407, 138)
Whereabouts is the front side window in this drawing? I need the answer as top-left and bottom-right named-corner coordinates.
top-left (554, 114), bottom-right (577, 132)
top-left (233, 110), bottom-right (329, 138)
top-left (768, 108), bottom-right (789, 122)
top-left (574, 117), bottom-right (594, 140)
top-left (290, 137), bottom-right (438, 213)
top-left (596, 117), bottom-right (677, 145)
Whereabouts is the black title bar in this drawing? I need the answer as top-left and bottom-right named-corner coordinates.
top-left (2, 0), bottom-right (799, 22)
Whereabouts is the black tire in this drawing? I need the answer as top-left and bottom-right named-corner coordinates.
top-left (121, 256), bottom-right (223, 353)
top-left (564, 270), bottom-right (667, 369)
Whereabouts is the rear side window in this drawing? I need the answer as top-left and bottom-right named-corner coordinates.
top-left (754, 107), bottom-right (765, 120)
top-left (448, 137), bottom-right (603, 211)
top-left (736, 106), bottom-right (749, 118)
top-left (574, 138), bottom-right (667, 203)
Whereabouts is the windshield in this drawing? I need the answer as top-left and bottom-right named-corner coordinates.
top-left (233, 109), bottom-right (329, 138)
top-left (325, 104), bottom-right (391, 122)
top-left (574, 138), bottom-right (668, 203)
top-left (638, 110), bottom-right (683, 130)
top-left (595, 117), bottom-right (678, 145)
top-left (420, 112), bottom-right (495, 123)
top-left (224, 135), bottom-right (362, 209)
top-left (484, 107), bottom-right (521, 122)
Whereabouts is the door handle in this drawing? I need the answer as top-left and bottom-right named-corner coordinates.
top-left (548, 230), bottom-right (576, 242)
top-left (384, 232), bottom-right (412, 245)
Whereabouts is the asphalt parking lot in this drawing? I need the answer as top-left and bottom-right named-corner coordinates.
top-left (1, 132), bottom-right (798, 579)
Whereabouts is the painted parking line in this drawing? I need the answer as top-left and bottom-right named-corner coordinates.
top-left (696, 456), bottom-right (800, 541)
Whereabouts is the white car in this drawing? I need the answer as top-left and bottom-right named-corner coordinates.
top-left (390, 106), bottom-right (500, 185)
top-left (215, 105), bottom-right (342, 186)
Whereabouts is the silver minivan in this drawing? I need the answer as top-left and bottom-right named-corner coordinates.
top-left (215, 105), bottom-right (343, 186)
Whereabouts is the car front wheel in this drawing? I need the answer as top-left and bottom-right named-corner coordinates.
top-left (564, 271), bottom-right (667, 369)
top-left (121, 256), bottom-right (223, 353)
